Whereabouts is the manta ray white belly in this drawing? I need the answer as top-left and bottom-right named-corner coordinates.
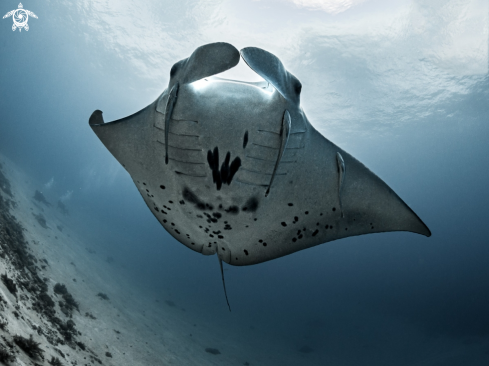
top-left (89, 42), bottom-right (430, 268)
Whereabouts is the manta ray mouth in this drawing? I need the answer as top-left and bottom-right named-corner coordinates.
top-left (190, 76), bottom-right (274, 96)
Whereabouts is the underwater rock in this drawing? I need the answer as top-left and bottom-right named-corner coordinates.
top-left (54, 283), bottom-right (79, 314)
top-left (205, 347), bottom-right (221, 355)
top-left (97, 292), bottom-right (109, 300)
top-left (14, 334), bottom-right (44, 359)
top-left (1, 273), bottom-right (17, 296)
top-left (33, 190), bottom-right (51, 206)
top-left (57, 200), bottom-right (69, 216)
top-left (0, 164), bottom-right (12, 197)
top-left (0, 343), bottom-right (15, 363)
top-left (33, 212), bottom-right (48, 229)
top-left (48, 356), bottom-right (64, 366)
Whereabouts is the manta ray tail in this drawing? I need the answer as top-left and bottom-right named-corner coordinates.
top-left (218, 257), bottom-right (231, 312)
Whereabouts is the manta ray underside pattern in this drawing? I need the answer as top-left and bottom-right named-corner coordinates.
top-left (89, 42), bottom-right (430, 266)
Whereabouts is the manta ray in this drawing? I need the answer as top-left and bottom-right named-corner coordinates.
top-left (89, 42), bottom-right (430, 310)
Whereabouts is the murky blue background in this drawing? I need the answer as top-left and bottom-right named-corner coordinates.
top-left (1, 0), bottom-right (489, 364)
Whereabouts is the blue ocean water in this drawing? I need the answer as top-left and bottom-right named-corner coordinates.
top-left (1, 0), bottom-right (488, 364)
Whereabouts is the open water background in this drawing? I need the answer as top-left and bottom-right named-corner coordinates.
top-left (1, 0), bottom-right (489, 364)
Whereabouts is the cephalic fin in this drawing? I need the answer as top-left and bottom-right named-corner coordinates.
top-left (164, 83), bottom-right (179, 164)
top-left (169, 42), bottom-right (240, 88)
top-left (336, 152), bottom-right (345, 218)
top-left (240, 47), bottom-right (302, 104)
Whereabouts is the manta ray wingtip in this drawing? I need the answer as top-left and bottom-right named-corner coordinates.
top-left (418, 220), bottom-right (431, 237)
top-left (401, 205), bottom-right (431, 238)
top-left (89, 110), bottom-right (104, 126)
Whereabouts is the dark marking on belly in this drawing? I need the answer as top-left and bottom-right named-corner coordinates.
top-left (242, 197), bottom-right (259, 212)
top-left (207, 147), bottom-right (241, 190)
top-left (243, 131), bottom-right (249, 148)
top-left (182, 187), bottom-right (206, 210)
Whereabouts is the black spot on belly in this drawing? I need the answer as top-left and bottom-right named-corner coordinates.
top-left (212, 212), bottom-right (222, 218)
top-left (242, 197), bottom-right (259, 212)
top-left (312, 229), bottom-right (319, 236)
top-left (243, 131), bottom-right (249, 148)
top-left (207, 147), bottom-right (241, 190)
top-left (281, 222), bottom-right (287, 227)
top-left (288, 203), bottom-right (293, 206)
top-left (220, 152), bottom-right (231, 184)
top-left (182, 187), bottom-right (206, 210)
top-left (225, 206), bottom-right (239, 215)
top-left (227, 156), bottom-right (241, 184)
top-left (207, 147), bottom-right (222, 190)
top-left (244, 250), bottom-right (249, 255)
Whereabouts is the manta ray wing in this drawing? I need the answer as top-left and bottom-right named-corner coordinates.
top-left (89, 43), bottom-right (430, 267)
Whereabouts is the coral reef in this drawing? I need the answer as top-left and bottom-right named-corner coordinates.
top-left (0, 343), bottom-right (15, 363)
top-left (48, 356), bottom-right (64, 366)
top-left (13, 334), bottom-right (44, 359)
top-left (1, 273), bottom-right (17, 296)
top-left (56, 201), bottom-right (69, 216)
top-left (33, 190), bottom-right (50, 206)
top-left (97, 293), bottom-right (109, 301)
